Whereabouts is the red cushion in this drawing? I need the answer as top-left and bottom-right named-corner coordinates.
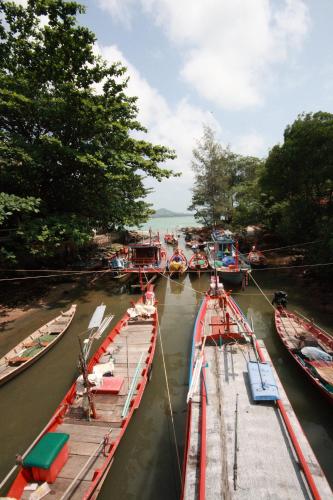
top-left (92, 376), bottom-right (124, 394)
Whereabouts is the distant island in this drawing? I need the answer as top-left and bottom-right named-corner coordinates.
top-left (151, 208), bottom-right (193, 218)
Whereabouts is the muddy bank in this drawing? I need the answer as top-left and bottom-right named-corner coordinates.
top-left (0, 281), bottom-right (78, 328)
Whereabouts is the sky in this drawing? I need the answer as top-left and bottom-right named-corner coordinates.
top-left (13, 0), bottom-right (333, 211)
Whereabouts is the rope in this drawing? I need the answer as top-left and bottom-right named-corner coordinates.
top-left (251, 261), bottom-right (333, 271)
top-left (59, 436), bottom-right (110, 500)
top-left (248, 273), bottom-right (276, 311)
top-left (251, 239), bottom-right (322, 254)
top-left (1, 258), bottom-right (333, 283)
top-left (156, 312), bottom-right (183, 491)
top-left (0, 269), bottom-right (112, 282)
top-left (157, 271), bottom-right (206, 296)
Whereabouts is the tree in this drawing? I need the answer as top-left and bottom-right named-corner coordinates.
top-left (260, 112), bottom-right (333, 282)
top-left (189, 126), bottom-right (263, 228)
top-left (261, 112), bottom-right (333, 242)
top-left (232, 157), bottom-right (265, 227)
top-left (189, 126), bottom-right (237, 226)
top-left (0, 0), bottom-right (176, 263)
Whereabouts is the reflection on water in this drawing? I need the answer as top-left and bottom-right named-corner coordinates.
top-left (0, 262), bottom-right (332, 498)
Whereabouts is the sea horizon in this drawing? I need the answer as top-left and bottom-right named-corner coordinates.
top-left (130, 215), bottom-right (201, 232)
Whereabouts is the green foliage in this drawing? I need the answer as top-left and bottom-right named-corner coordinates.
top-left (231, 157), bottom-right (265, 226)
top-left (261, 112), bottom-right (333, 242)
top-left (189, 126), bottom-right (237, 226)
top-left (189, 126), bottom-right (264, 227)
top-left (260, 112), bottom-right (333, 282)
top-left (0, 0), bottom-right (176, 263)
top-left (16, 214), bottom-right (92, 258)
top-left (0, 192), bottom-right (40, 224)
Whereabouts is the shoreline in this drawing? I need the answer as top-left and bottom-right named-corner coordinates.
top-left (0, 281), bottom-right (78, 328)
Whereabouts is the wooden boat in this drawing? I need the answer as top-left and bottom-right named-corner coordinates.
top-left (124, 233), bottom-right (167, 276)
top-left (275, 307), bottom-right (333, 404)
top-left (7, 288), bottom-right (158, 499)
top-left (247, 245), bottom-right (267, 268)
top-left (168, 249), bottom-right (188, 277)
top-left (164, 233), bottom-right (178, 246)
top-left (190, 240), bottom-right (207, 251)
top-left (207, 231), bottom-right (250, 285)
top-left (0, 305), bottom-right (77, 386)
top-left (188, 252), bottom-right (209, 277)
top-left (181, 277), bottom-right (331, 499)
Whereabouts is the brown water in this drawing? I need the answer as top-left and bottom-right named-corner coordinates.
top-left (0, 257), bottom-right (332, 498)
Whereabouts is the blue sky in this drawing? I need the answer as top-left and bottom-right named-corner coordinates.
top-left (17, 0), bottom-right (333, 211)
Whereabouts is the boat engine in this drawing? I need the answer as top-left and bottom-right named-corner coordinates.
top-left (272, 290), bottom-right (288, 308)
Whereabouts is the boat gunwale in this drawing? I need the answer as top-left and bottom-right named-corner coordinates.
top-left (275, 308), bottom-right (333, 404)
top-left (188, 254), bottom-right (210, 271)
top-left (7, 295), bottom-right (158, 499)
top-left (0, 305), bottom-right (77, 386)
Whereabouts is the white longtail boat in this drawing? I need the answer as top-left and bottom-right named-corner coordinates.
top-left (0, 305), bottom-right (77, 386)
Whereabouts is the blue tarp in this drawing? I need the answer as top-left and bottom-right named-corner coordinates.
top-left (247, 361), bottom-right (280, 401)
top-left (222, 256), bottom-right (235, 266)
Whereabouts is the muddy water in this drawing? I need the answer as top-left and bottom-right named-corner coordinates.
top-left (0, 265), bottom-right (332, 498)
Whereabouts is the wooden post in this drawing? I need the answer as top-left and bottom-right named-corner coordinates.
top-left (139, 266), bottom-right (144, 292)
top-left (78, 338), bottom-right (97, 420)
top-left (226, 312), bottom-right (230, 334)
top-left (235, 241), bottom-right (239, 270)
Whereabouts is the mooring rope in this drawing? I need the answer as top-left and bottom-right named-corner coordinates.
top-left (156, 312), bottom-right (183, 490)
top-left (1, 257), bottom-right (333, 282)
top-left (248, 273), bottom-right (276, 311)
top-left (157, 270), bottom-right (206, 296)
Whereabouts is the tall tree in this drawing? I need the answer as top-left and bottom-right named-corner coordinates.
top-left (232, 157), bottom-right (265, 227)
top-left (0, 0), bottom-right (176, 263)
top-left (189, 126), bottom-right (263, 227)
top-left (261, 112), bottom-right (333, 241)
top-left (260, 112), bottom-right (333, 282)
top-left (189, 126), bottom-right (237, 226)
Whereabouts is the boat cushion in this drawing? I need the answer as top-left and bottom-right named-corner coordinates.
top-left (39, 334), bottom-right (55, 342)
top-left (23, 433), bottom-right (69, 469)
top-left (20, 345), bottom-right (43, 358)
top-left (91, 376), bottom-right (124, 394)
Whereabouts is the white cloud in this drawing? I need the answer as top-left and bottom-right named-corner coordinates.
top-left (98, 0), bottom-right (310, 110)
top-left (233, 132), bottom-right (267, 157)
top-left (97, 0), bottom-right (136, 27)
top-left (96, 44), bottom-right (220, 209)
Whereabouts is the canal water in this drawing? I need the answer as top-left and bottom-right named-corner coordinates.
top-left (0, 235), bottom-right (332, 498)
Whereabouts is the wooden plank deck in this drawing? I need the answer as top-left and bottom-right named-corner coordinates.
top-left (24, 316), bottom-right (156, 498)
top-left (183, 301), bottom-right (332, 499)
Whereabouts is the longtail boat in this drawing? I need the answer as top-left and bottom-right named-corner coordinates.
top-left (207, 231), bottom-right (250, 285)
top-left (181, 277), bottom-right (330, 499)
top-left (168, 249), bottom-right (188, 277)
top-left (0, 305), bottom-right (76, 387)
top-left (124, 232), bottom-right (167, 277)
top-left (247, 245), bottom-right (267, 268)
top-left (188, 253), bottom-right (209, 277)
top-left (6, 288), bottom-right (158, 499)
top-left (164, 233), bottom-right (178, 246)
top-left (274, 305), bottom-right (333, 404)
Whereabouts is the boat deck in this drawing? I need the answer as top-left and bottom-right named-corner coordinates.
top-left (277, 312), bottom-right (333, 353)
top-left (0, 306), bottom-right (76, 386)
top-left (184, 301), bottom-right (332, 499)
top-left (20, 317), bottom-right (156, 500)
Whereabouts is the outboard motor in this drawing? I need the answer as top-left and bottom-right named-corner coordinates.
top-left (272, 290), bottom-right (288, 308)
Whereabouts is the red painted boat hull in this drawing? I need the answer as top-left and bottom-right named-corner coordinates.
top-left (274, 308), bottom-right (333, 405)
top-left (7, 294), bottom-right (158, 499)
